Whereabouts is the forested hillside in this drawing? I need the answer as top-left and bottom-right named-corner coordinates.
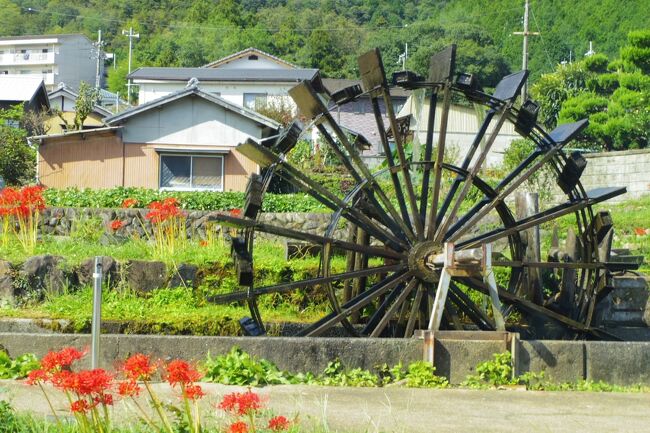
top-left (1, 0), bottom-right (648, 92)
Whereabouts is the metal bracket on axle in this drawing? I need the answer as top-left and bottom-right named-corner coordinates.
top-left (427, 242), bottom-right (506, 332)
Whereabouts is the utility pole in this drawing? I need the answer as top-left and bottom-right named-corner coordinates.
top-left (398, 43), bottom-right (408, 70)
top-left (122, 27), bottom-right (140, 103)
top-left (513, 0), bottom-right (539, 101)
top-left (92, 30), bottom-right (106, 89)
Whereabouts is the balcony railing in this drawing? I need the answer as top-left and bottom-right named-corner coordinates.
top-left (0, 52), bottom-right (55, 65)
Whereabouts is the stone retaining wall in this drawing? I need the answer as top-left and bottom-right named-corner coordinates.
top-left (40, 208), bottom-right (345, 240)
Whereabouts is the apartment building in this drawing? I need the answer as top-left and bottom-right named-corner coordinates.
top-left (0, 34), bottom-right (99, 91)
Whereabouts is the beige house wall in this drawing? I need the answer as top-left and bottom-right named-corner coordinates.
top-left (45, 111), bottom-right (106, 135)
top-left (38, 132), bottom-right (257, 192)
top-left (38, 130), bottom-right (123, 189)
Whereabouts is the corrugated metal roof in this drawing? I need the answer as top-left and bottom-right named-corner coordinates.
top-left (128, 67), bottom-right (319, 83)
top-left (0, 75), bottom-right (45, 102)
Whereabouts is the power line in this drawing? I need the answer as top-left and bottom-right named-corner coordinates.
top-left (530, 7), bottom-right (555, 71)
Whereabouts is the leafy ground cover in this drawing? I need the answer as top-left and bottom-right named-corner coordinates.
top-left (42, 188), bottom-right (325, 213)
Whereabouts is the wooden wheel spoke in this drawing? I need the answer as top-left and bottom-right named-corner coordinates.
top-left (368, 278), bottom-right (419, 337)
top-left (208, 263), bottom-right (405, 304)
top-left (209, 214), bottom-right (403, 260)
top-left (457, 187), bottom-right (626, 250)
top-left (369, 96), bottom-right (414, 235)
top-left (298, 271), bottom-right (413, 337)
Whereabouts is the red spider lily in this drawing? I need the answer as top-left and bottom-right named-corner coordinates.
top-left (229, 208), bottom-right (242, 217)
top-left (70, 399), bottom-right (93, 414)
top-left (93, 393), bottom-right (114, 406)
top-left (199, 240), bottom-right (209, 247)
top-left (165, 360), bottom-right (201, 386)
top-left (26, 368), bottom-right (49, 385)
top-left (218, 391), bottom-right (262, 416)
top-left (268, 415), bottom-right (291, 431)
top-left (145, 198), bottom-right (184, 224)
top-left (71, 369), bottom-right (114, 396)
top-left (121, 198), bottom-right (138, 208)
top-left (227, 421), bottom-right (249, 433)
top-left (41, 347), bottom-right (85, 372)
top-left (182, 384), bottom-right (205, 401)
top-left (110, 220), bottom-right (124, 231)
top-left (0, 187), bottom-right (20, 216)
top-left (50, 370), bottom-right (76, 391)
top-left (122, 353), bottom-right (157, 381)
top-left (117, 380), bottom-right (141, 397)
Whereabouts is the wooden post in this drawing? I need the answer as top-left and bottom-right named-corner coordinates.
top-left (515, 191), bottom-right (543, 304)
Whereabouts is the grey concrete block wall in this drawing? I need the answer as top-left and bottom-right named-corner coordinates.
top-left (585, 342), bottom-right (650, 385)
top-left (551, 148), bottom-right (650, 203)
top-left (2, 333), bottom-right (650, 385)
top-left (518, 340), bottom-right (585, 383)
top-left (0, 333), bottom-right (422, 375)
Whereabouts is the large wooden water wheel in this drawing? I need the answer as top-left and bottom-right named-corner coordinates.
top-left (210, 45), bottom-right (636, 339)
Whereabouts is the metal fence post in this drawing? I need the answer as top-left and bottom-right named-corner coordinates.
top-left (91, 257), bottom-right (103, 369)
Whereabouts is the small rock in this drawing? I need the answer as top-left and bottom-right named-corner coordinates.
top-left (0, 260), bottom-right (15, 304)
top-left (76, 256), bottom-right (120, 287)
top-left (125, 260), bottom-right (167, 293)
top-left (168, 263), bottom-right (198, 288)
top-left (19, 255), bottom-right (69, 298)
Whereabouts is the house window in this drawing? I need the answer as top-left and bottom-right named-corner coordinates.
top-left (160, 154), bottom-right (224, 191)
top-left (243, 93), bottom-right (267, 110)
top-left (42, 48), bottom-right (49, 53)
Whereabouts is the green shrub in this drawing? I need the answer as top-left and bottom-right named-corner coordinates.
top-left (43, 187), bottom-right (326, 213)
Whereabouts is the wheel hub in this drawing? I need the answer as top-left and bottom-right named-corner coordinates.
top-left (408, 241), bottom-right (442, 283)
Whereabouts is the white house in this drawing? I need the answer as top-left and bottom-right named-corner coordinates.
top-left (399, 95), bottom-right (520, 167)
top-left (0, 34), bottom-right (100, 91)
top-left (129, 48), bottom-right (320, 108)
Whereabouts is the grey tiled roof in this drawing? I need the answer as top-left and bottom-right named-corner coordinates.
top-left (129, 67), bottom-right (319, 83)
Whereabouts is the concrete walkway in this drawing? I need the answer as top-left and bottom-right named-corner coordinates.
top-left (2, 380), bottom-right (649, 432)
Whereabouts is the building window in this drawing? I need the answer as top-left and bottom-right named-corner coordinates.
top-left (42, 48), bottom-right (49, 53)
top-left (248, 55), bottom-right (258, 60)
top-left (243, 93), bottom-right (267, 110)
top-left (160, 154), bottom-right (224, 191)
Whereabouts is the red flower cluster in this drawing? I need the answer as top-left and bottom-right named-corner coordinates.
top-left (218, 391), bottom-right (263, 416)
top-left (110, 219), bottom-right (124, 231)
top-left (121, 198), bottom-right (138, 208)
top-left (268, 415), bottom-right (291, 431)
top-left (229, 208), bottom-right (242, 218)
top-left (117, 378), bottom-right (141, 397)
top-left (40, 347), bottom-right (85, 373)
top-left (0, 185), bottom-right (46, 218)
top-left (145, 198), bottom-right (184, 224)
top-left (183, 384), bottom-right (205, 400)
top-left (228, 421), bottom-right (249, 433)
top-left (165, 359), bottom-right (202, 387)
top-left (27, 347), bottom-right (115, 416)
top-left (122, 353), bottom-right (157, 381)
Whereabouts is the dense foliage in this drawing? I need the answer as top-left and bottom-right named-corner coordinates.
top-left (0, 0), bottom-right (647, 93)
top-left (531, 30), bottom-right (650, 151)
top-left (43, 187), bottom-right (325, 212)
top-left (0, 106), bottom-right (36, 185)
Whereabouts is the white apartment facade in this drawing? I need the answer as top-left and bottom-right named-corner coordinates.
top-left (129, 48), bottom-right (318, 108)
top-left (0, 34), bottom-right (99, 91)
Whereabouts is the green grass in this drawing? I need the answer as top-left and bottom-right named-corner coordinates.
top-left (540, 195), bottom-right (650, 273)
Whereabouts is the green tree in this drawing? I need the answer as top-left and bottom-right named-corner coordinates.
top-left (72, 82), bottom-right (101, 130)
top-left (0, 105), bottom-right (36, 185)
